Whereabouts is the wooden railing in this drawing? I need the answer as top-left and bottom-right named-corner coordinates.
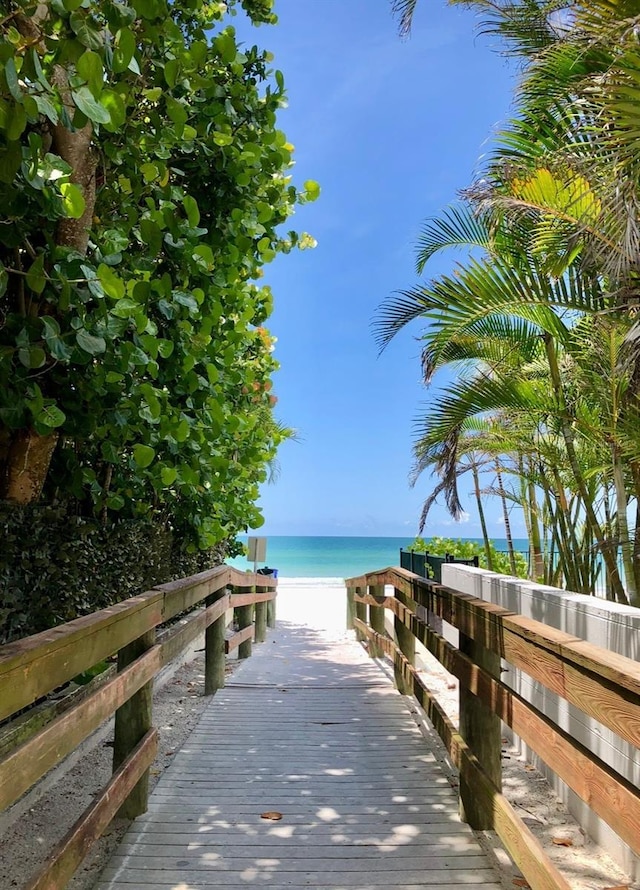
top-left (346, 566), bottom-right (640, 890)
top-left (0, 564), bottom-right (276, 890)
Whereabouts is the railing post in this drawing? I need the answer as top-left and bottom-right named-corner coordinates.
top-left (204, 588), bottom-right (228, 695)
top-left (354, 585), bottom-right (367, 641)
top-left (267, 586), bottom-right (277, 628)
top-left (368, 583), bottom-right (386, 657)
top-left (236, 587), bottom-right (254, 659)
top-left (255, 588), bottom-right (268, 643)
top-left (346, 586), bottom-right (355, 629)
top-left (458, 631), bottom-right (502, 829)
top-left (112, 628), bottom-right (155, 818)
top-left (393, 586), bottom-right (415, 695)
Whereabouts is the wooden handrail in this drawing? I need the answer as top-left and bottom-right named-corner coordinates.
top-left (347, 566), bottom-right (640, 890)
top-left (0, 564), bottom-right (277, 890)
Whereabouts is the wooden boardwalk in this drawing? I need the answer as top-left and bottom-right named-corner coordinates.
top-left (95, 590), bottom-right (501, 889)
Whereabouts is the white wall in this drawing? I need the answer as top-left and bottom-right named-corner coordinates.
top-left (442, 564), bottom-right (640, 881)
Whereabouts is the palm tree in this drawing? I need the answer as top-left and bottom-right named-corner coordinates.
top-left (376, 197), bottom-right (632, 601)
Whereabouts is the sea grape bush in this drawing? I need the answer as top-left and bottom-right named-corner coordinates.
top-left (0, 0), bottom-right (317, 550)
top-left (409, 537), bottom-right (528, 578)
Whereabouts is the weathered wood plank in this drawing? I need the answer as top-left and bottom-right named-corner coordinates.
top-left (357, 620), bottom-right (571, 890)
top-left (384, 574), bottom-right (640, 748)
top-left (205, 591), bottom-right (228, 696)
top-left (0, 661), bottom-right (117, 761)
top-left (23, 729), bottom-right (157, 890)
top-left (158, 593), bottom-right (229, 667)
top-left (230, 591), bottom-right (276, 608)
top-left (112, 630), bottom-right (155, 819)
top-left (0, 646), bottom-right (160, 812)
top-left (97, 866), bottom-right (500, 886)
top-left (155, 566), bottom-right (230, 622)
top-left (224, 624), bottom-right (254, 654)
top-left (106, 854), bottom-right (491, 871)
top-left (0, 593), bottom-right (162, 722)
top-left (96, 608), bottom-right (500, 890)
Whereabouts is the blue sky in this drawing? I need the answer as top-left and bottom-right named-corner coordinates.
top-left (239, 0), bottom-right (524, 539)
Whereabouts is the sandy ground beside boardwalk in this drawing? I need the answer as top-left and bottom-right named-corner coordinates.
top-left (0, 579), bottom-right (635, 890)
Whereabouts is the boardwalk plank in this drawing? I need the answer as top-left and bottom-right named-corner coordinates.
top-left (94, 594), bottom-right (501, 890)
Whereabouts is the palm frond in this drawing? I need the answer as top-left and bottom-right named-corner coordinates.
top-left (415, 204), bottom-right (492, 274)
top-left (390, 0), bottom-right (418, 37)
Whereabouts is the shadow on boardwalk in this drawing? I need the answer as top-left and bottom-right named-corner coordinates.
top-left (94, 611), bottom-right (502, 890)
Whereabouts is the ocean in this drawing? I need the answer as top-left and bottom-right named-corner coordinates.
top-left (229, 535), bottom-right (528, 580)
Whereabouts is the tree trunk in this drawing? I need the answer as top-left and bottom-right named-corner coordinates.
top-left (494, 460), bottom-right (517, 575)
top-left (472, 461), bottom-right (493, 569)
top-left (544, 334), bottom-right (627, 603)
top-left (527, 472), bottom-right (545, 581)
top-left (1, 430), bottom-right (59, 503)
top-left (611, 446), bottom-right (637, 606)
top-left (0, 41), bottom-right (97, 504)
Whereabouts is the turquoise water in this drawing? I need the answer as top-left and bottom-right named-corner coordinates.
top-left (229, 535), bottom-right (529, 579)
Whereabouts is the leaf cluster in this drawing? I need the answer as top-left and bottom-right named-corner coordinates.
top-left (0, 0), bottom-right (319, 549)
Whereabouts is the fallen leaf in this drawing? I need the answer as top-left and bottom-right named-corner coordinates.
top-left (603, 886), bottom-right (629, 890)
top-left (552, 837), bottom-right (573, 847)
top-left (512, 880), bottom-right (529, 888)
top-left (524, 764), bottom-right (535, 771)
top-left (260, 811), bottom-right (283, 821)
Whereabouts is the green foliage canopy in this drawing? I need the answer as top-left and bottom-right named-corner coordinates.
top-left (0, 0), bottom-right (318, 548)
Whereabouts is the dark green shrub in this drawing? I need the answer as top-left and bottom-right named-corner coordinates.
top-left (0, 504), bottom-right (226, 644)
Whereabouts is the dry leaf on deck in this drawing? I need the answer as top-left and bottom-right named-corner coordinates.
top-left (260, 811), bottom-right (283, 821)
top-left (552, 837), bottom-right (573, 847)
top-left (512, 879), bottom-right (529, 888)
top-left (603, 886), bottom-right (629, 890)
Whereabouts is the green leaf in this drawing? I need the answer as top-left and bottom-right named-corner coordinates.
top-left (98, 263), bottom-right (126, 300)
top-left (76, 329), bottom-right (106, 355)
top-left (304, 179), bottom-right (321, 201)
top-left (71, 86), bottom-right (111, 125)
top-left (157, 339), bottom-right (174, 358)
top-left (101, 89), bottom-right (126, 129)
top-left (113, 27), bottom-right (136, 74)
top-left (161, 466), bottom-right (178, 485)
top-left (132, 0), bottom-right (164, 20)
top-left (111, 297), bottom-right (139, 317)
top-left (42, 317), bottom-right (71, 361)
top-left (4, 58), bottom-right (22, 103)
top-left (76, 51), bottom-right (103, 97)
top-left (164, 59), bottom-right (180, 88)
top-left (60, 182), bottom-right (86, 219)
top-left (133, 443), bottom-right (155, 468)
top-left (213, 131), bottom-right (233, 146)
top-left (106, 493), bottom-right (125, 510)
top-left (26, 255), bottom-right (46, 294)
top-left (37, 404), bottom-right (66, 428)
top-left (140, 162), bottom-right (158, 183)
top-left (18, 346), bottom-right (46, 369)
top-left (33, 94), bottom-right (59, 124)
top-left (174, 419), bottom-right (190, 442)
top-left (70, 11), bottom-right (104, 50)
top-left (183, 194), bottom-right (200, 227)
top-left (166, 97), bottom-right (188, 126)
top-left (6, 103), bottom-right (26, 140)
top-left (216, 32), bottom-right (237, 65)
top-left (192, 244), bottom-right (214, 270)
